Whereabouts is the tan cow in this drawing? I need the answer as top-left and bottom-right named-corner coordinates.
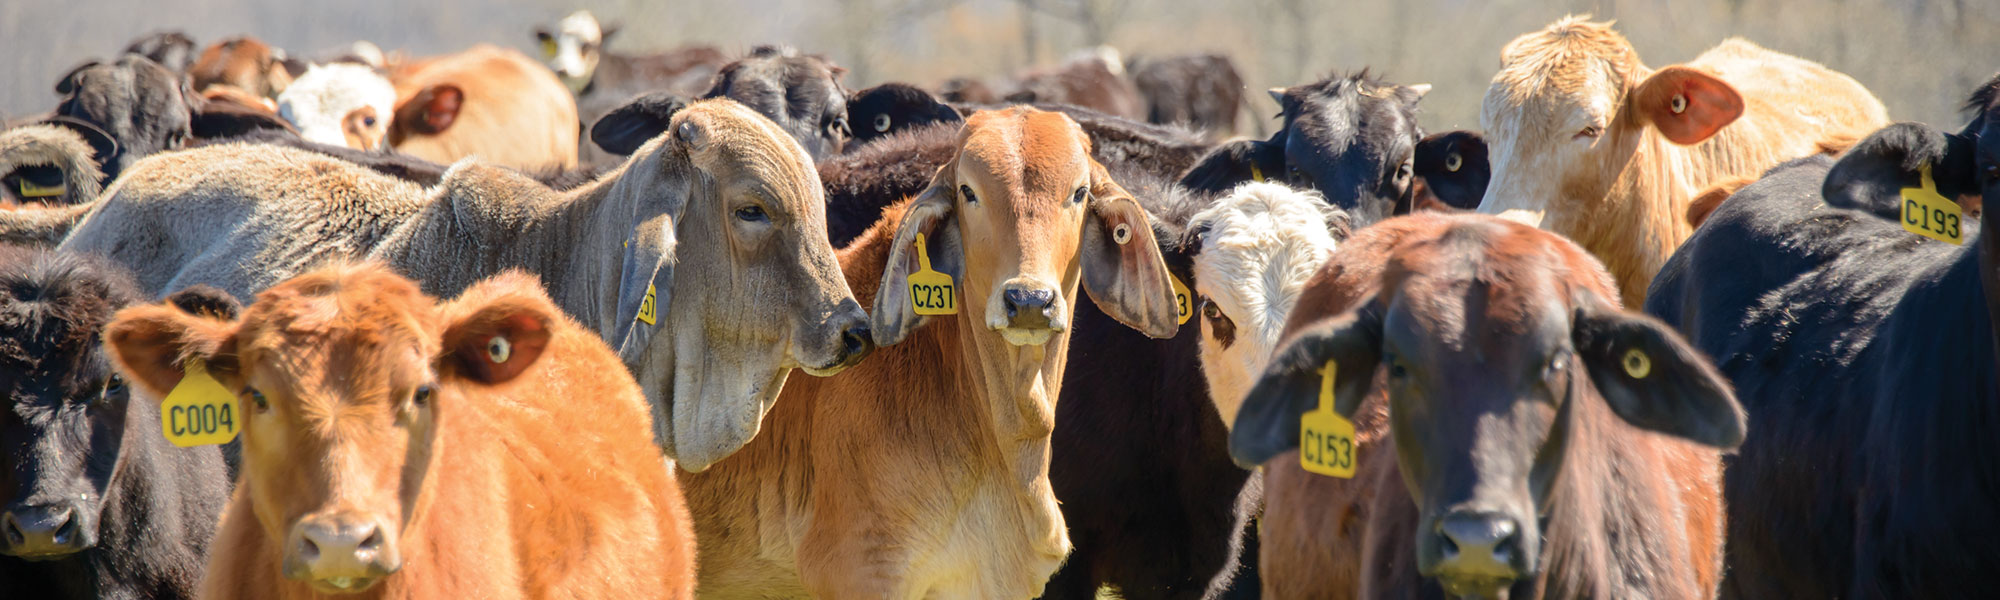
top-left (1476, 16), bottom-right (1887, 306)
top-left (386, 45), bottom-right (580, 170)
top-left (683, 106), bottom-right (1179, 599)
top-left (105, 264), bottom-right (695, 599)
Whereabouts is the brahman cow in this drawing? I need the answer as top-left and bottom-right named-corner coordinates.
top-left (105, 264), bottom-right (695, 598)
top-left (386, 45), bottom-right (581, 170)
top-left (1475, 16), bottom-right (1887, 306)
top-left (682, 106), bottom-right (1179, 598)
top-left (0, 248), bottom-right (236, 600)
top-left (1645, 79), bottom-right (2000, 597)
top-left (1234, 213), bottom-right (1744, 598)
top-left (26, 99), bottom-right (868, 472)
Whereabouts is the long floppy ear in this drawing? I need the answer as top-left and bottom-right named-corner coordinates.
top-left (610, 118), bottom-right (702, 368)
top-left (1179, 133), bottom-right (1285, 193)
top-left (1081, 160), bottom-right (1178, 338)
top-left (103, 302), bottom-right (240, 400)
top-left (441, 275), bottom-right (557, 386)
top-left (1572, 303), bottom-right (1745, 449)
top-left (871, 158), bottom-right (961, 347)
top-left (1229, 303), bottom-right (1384, 468)
top-left (1630, 66), bottom-right (1743, 146)
top-left (591, 91), bottom-right (690, 155)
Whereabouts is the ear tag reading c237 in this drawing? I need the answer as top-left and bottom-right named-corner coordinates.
top-left (908, 233), bottom-right (957, 315)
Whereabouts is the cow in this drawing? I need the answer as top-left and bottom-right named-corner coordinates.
top-left (49, 55), bottom-right (197, 185)
top-left (1475, 16), bottom-right (1888, 307)
top-left (1005, 47), bottom-right (1147, 121)
top-left (533, 10), bottom-right (726, 167)
top-left (0, 247), bottom-right (235, 599)
top-left (188, 36), bottom-right (301, 99)
top-left (1233, 212), bottom-right (1745, 598)
top-left (1181, 71), bottom-right (1429, 226)
top-left (275, 63), bottom-right (395, 151)
top-left (21, 99), bottom-right (869, 472)
top-left (386, 45), bottom-right (581, 170)
top-left (103, 263), bottom-right (695, 598)
top-left (682, 106), bottom-right (1179, 598)
top-left (1, 125), bottom-right (104, 210)
top-left (1410, 130), bottom-right (1490, 212)
top-left (938, 77), bottom-right (1000, 105)
top-left (1644, 79), bottom-right (2000, 598)
top-left (844, 83), bottom-right (961, 149)
top-left (1128, 53), bottom-right (1246, 140)
top-left (122, 31), bottom-right (197, 73)
top-left (703, 46), bottom-right (850, 160)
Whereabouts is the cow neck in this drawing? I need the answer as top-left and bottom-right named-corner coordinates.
top-left (1530, 385), bottom-right (1699, 599)
top-left (1981, 199), bottom-right (2000, 367)
top-left (87, 396), bottom-right (222, 589)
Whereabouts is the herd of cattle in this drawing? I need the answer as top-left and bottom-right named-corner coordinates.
top-left (0, 9), bottom-right (1992, 599)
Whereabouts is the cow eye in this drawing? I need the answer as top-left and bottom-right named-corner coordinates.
top-left (1386, 354), bottom-right (1409, 380)
top-left (1543, 351), bottom-right (1571, 382)
top-left (412, 384), bottom-right (434, 409)
top-left (1070, 187), bottom-right (1088, 204)
top-left (873, 114), bottom-right (892, 132)
top-left (1397, 160), bottom-right (1413, 180)
top-left (1985, 164), bottom-right (1999, 182)
top-left (959, 185), bottom-right (978, 204)
top-left (1445, 152), bottom-right (1463, 172)
top-left (1202, 303), bottom-right (1222, 319)
top-left (97, 375), bottom-right (126, 405)
top-left (244, 388), bottom-right (269, 412)
top-left (734, 205), bottom-right (768, 223)
top-left (362, 115), bottom-right (377, 127)
top-left (1575, 125), bottom-right (1604, 140)
top-left (829, 115), bottom-right (849, 135)
top-left (1287, 165), bottom-right (1304, 182)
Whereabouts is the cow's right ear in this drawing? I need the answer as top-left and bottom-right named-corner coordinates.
top-left (1179, 134), bottom-right (1285, 194)
top-left (395, 84), bottom-right (463, 136)
top-left (1822, 122), bottom-right (1979, 217)
top-left (591, 92), bottom-right (690, 155)
top-left (1630, 66), bottom-right (1743, 145)
top-left (534, 27), bottom-right (553, 45)
top-left (871, 158), bottom-right (961, 347)
top-left (441, 274), bottom-right (556, 386)
top-left (1229, 303), bottom-right (1383, 469)
top-left (54, 60), bottom-right (100, 96)
top-left (103, 302), bottom-right (239, 399)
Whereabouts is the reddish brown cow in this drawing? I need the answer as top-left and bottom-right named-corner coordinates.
top-left (103, 264), bottom-right (694, 599)
top-left (1232, 213), bottom-right (1743, 598)
top-left (189, 36), bottom-right (298, 99)
top-left (387, 45), bottom-right (580, 170)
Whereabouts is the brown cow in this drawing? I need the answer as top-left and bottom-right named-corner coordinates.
top-left (103, 264), bottom-right (695, 599)
top-left (1476, 16), bottom-right (1887, 306)
top-left (683, 106), bottom-right (1179, 598)
top-left (386, 45), bottom-right (580, 170)
top-left (1231, 213), bottom-right (1744, 598)
top-left (189, 36), bottom-right (298, 99)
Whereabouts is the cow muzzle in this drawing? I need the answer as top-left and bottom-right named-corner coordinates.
top-left (1421, 510), bottom-right (1531, 599)
top-left (0, 502), bottom-right (90, 558)
top-left (284, 512), bottom-right (401, 594)
top-left (800, 299), bottom-right (874, 376)
top-left (991, 282), bottom-right (1065, 346)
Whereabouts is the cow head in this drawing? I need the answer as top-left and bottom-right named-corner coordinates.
top-left (1411, 130), bottom-right (1491, 213)
top-left (844, 83), bottom-right (963, 149)
top-left (871, 106), bottom-right (1177, 410)
top-left (103, 264), bottom-right (564, 594)
top-left (1186, 182), bottom-right (1344, 429)
top-left (122, 30), bottom-right (198, 73)
top-left (704, 46), bottom-right (850, 161)
top-left (1477, 17), bottom-right (1745, 228)
top-left (605, 99), bottom-right (871, 472)
top-left (277, 63), bottom-right (397, 151)
top-left (535, 10), bottom-right (610, 93)
top-left (189, 36), bottom-right (301, 99)
top-left (1231, 215), bottom-right (1743, 598)
top-left (53, 55), bottom-right (197, 184)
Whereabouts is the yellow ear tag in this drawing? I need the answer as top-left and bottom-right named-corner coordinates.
top-left (1901, 164), bottom-right (1963, 245)
top-left (18, 179), bottom-right (65, 198)
top-left (908, 232), bottom-right (957, 315)
top-left (159, 358), bottom-right (241, 447)
top-left (1170, 273), bottom-right (1192, 325)
top-left (540, 39), bottom-right (558, 57)
top-left (1299, 359), bottom-right (1357, 479)
top-left (1249, 163), bottom-right (1266, 183)
top-left (636, 282), bottom-right (657, 325)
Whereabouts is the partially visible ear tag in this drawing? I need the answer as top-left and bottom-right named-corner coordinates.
top-left (540, 39), bottom-right (558, 57)
top-left (1901, 164), bottom-right (1963, 245)
top-left (1300, 359), bottom-right (1357, 479)
top-left (1170, 273), bottom-right (1192, 325)
top-left (908, 232), bottom-right (957, 315)
top-left (1249, 163), bottom-right (1266, 183)
top-left (159, 358), bottom-right (240, 447)
top-left (18, 179), bottom-right (65, 198)
top-left (636, 282), bottom-right (657, 325)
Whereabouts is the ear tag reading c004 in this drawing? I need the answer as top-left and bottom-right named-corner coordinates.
top-left (160, 358), bottom-right (241, 447)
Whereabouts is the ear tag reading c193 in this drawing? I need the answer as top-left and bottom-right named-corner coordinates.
top-left (159, 358), bottom-right (241, 447)
top-left (908, 232), bottom-right (957, 315)
top-left (1300, 359), bottom-right (1357, 479)
top-left (1901, 164), bottom-right (1963, 245)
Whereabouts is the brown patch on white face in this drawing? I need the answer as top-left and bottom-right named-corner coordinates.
top-left (342, 106), bottom-right (384, 150)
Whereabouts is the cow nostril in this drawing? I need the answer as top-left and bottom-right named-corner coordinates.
top-left (50, 514), bottom-right (75, 545)
top-left (841, 325), bottom-right (871, 356)
top-left (299, 537), bottom-right (320, 562)
top-left (3, 514), bottom-right (23, 546)
top-left (357, 526), bottom-right (383, 553)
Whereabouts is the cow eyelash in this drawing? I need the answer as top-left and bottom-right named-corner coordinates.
top-left (1575, 125), bottom-right (1604, 139)
top-left (243, 388), bottom-right (269, 412)
top-left (959, 185), bottom-right (978, 204)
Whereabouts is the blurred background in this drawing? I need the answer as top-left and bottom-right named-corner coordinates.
top-left (4, 0), bottom-right (1995, 133)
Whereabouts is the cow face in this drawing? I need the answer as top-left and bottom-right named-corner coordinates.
top-left (872, 105), bottom-right (1177, 359)
top-left (1477, 18), bottom-right (1744, 227)
top-left (0, 251), bottom-right (143, 559)
top-left (53, 55), bottom-right (197, 184)
top-left (1230, 216), bottom-right (1743, 598)
top-left (705, 47), bottom-right (850, 161)
top-left (1187, 182), bottom-right (1342, 429)
top-left (1271, 75), bottom-right (1428, 225)
top-left (535, 10), bottom-right (607, 93)
top-left (612, 100), bottom-right (872, 473)
top-left (277, 63), bottom-right (397, 151)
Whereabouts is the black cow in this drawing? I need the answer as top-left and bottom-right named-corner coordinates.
top-left (843, 83), bottom-right (960, 149)
top-left (0, 248), bottom-right (235, 599)
top-left (1181, 71), bottom-right (1427, 226)
top-left (49, 55), bottom-right (198, 184)
top-left (1129, 53), bottom-right (1246, 140)
top-left (1408, 130), bottom-right (1490, 212)
top-left (121, 31), bottom-right (197, 73)
top-left (1644, 77), bottom-right (2000, 598)
top-left (705, 46), bottom-right (849, 160)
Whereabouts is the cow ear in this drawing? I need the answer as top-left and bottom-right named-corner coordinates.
top-left (396, 84), bottom-right (463, 136)
top-left (442, 280), bottom-right (556, 386)
top-left (1823, 122), bottom-right (1979, 215)
top-left (1572, 304), bottom-right (1745, 449)
top-left (103, 301), bottom-right (240, 400)
top-left (599, 23), bottom-right (621, 44)
top-left (165, 285), bottom-right (243, 321)
top-left (54, 60), bottom-right (100, 96)
top-left (591, 92), bottom-right (689, 155)
top-left (1081, 160), bottom-right (1178, 339)
top-left (1179, 135), bottom-right (1284, 193)
top-left (534, 28), bottom-right (553, 44)
top-left (1229, 304), bottom-right (1384, 468)
top-left (870, 159), bottom-right (960, 347)
top-left (1631, 66), bottom-right (1743, 146)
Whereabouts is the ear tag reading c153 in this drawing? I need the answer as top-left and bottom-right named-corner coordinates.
top-left (160, 358), bottom-right (241, 447)
top-left (1901, 164), bottom-right (1963, 245)
top-left (1300, 359), bottom-right (1357, 479)
top-left (1170, 273), bottom-right (1192, 325)
top-left (908, 232), bottom-right (957, 315)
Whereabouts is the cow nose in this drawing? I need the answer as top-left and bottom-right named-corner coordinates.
top-left (291, 515), bottom-right (398, 586)
top-left (1003, 288), bottom-right (1056, 329)
top-left (2, 504), bottom-right (82, 556)
top-left (832, 302), bottom-right (874, 366)
top-left (1433, 512), bottom-right (1525, 589)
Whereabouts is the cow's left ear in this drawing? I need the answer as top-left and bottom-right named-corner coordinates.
top-left (1572, 304), bottom-right (1745, 449)
top-left (1230, 303), bottom-right (1384, 468)
top-left (1082, 160), bottom-right (1178, 339)
top-left (599, 23), bottom-right (621, 44)
top-left (104, 302), bottom-right (240, 400)
top-left (395, 84), bottom-right (463, 136)
top-left (591, 91), bottom-right (690, 155)
top-left (1631, 66), bottom-right (1743, 145)
top-left (441, 277), bottom-right (556, 386)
